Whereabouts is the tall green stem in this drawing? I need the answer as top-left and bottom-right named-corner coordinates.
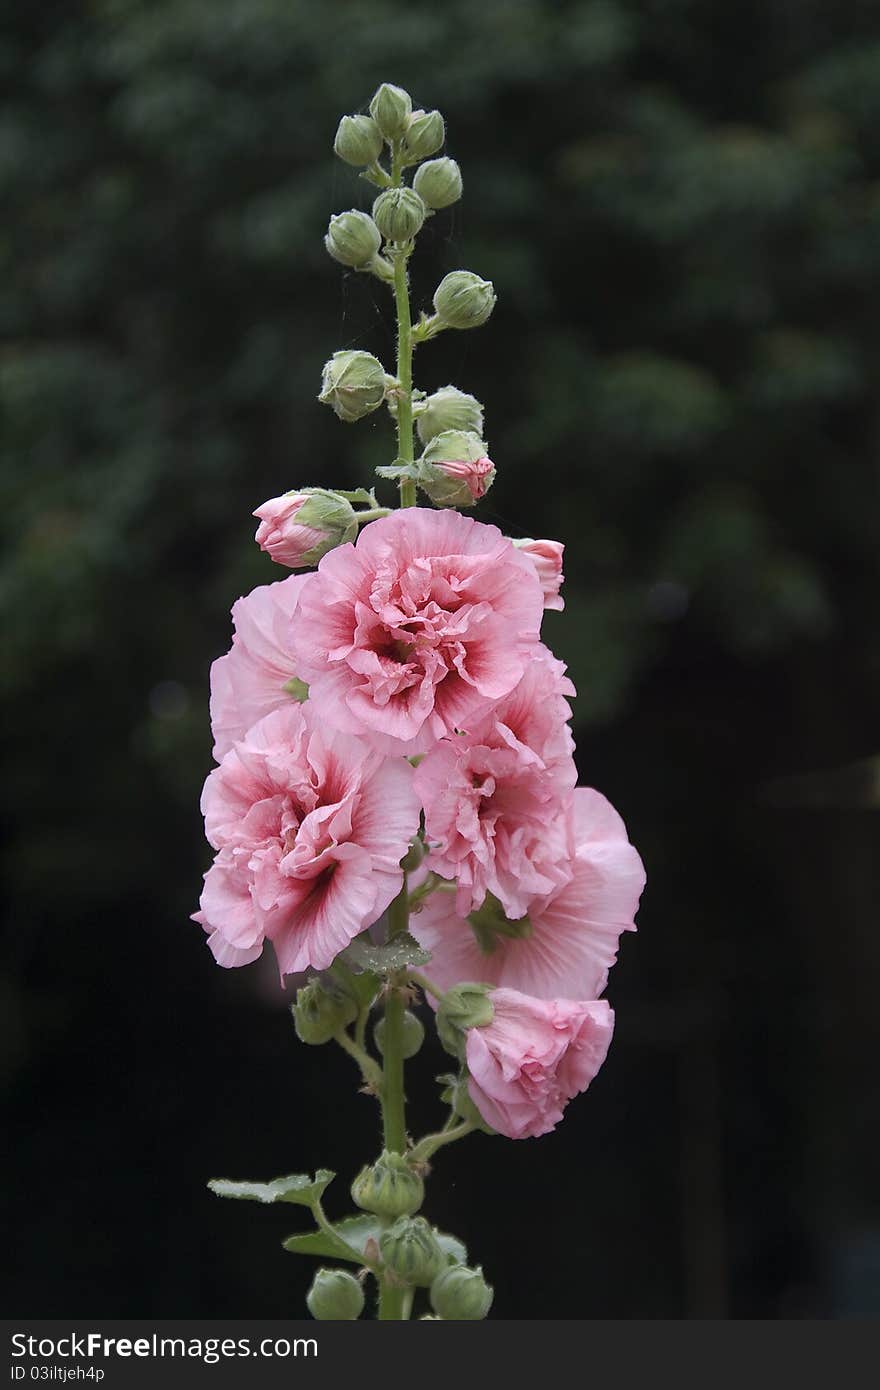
top-left (390, 145), bottom-right (417, 509)
top-left (381, 882), bottom-right (409, 1154)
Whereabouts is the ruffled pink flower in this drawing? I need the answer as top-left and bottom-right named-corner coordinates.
top-left (209, 576), bottom-right (308, 762)
top-left (414, 648), bottom-right (578, 918)
top-left (194, 702), bottom-right (420, 976)
top-left (289, 509), bottom-right (544, 754)
top-left (514, 538), bottom-right (565, 611)
top-left (253, 494), bottom-right (329, 568)
top-left (411, 786), bottom-right (645, 999)
top-left (465, 988), bottom-right (614, 1139)
top-left (435, 456), bottom-right (495, 501)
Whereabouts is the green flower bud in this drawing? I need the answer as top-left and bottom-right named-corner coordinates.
top-left (417, 429), bottom-right (495, 508)
top-left (351, 1150), bottom-right (425, 1218)
top-left (436, 982), bottom-right (494, 1061)
top-left (433, 270), bottom-right (496, 330)
top-left (319, 350), bottom-right (388, 423)
top-left (413, 157), bottom-right (462, 210)
top-left (430, 1265), bottom-right (493, 1321)
top-left (292, 979), bottom-right (358, 1046)
top-left (306, 1268), bottom-right (364, 1320)
top-left (324, 210), bottom-right (381, 268)
top-left (402, 110), bottom-right (445, 162)
top-left (379, 1217), bottom-right (447, 1288)
top-left (334, 114), bottom-right (384, 167)
top-left (374, 1009), bottom-right (425, 1060)
top-left (372, 187), bottom-right (426, 243)
top-left (417, 386), bottom-right (484, 446)
top-left (369, 83), bottom-right (412, 140)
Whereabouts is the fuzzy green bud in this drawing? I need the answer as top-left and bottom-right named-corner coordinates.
top-left (374, 1009), bottom-right (425, 1060)
top-left (319, 350), bottom-right (388, 423)
top-left (372, 187), bottom-right (426, 243)
top-left (417, 386), bottom-right (484, 446)
top-left (324, 210), bottom-right (381, 268)
top-left (334, 114), bottom-right (384, 167)
top-left (306, 1268), bottom-right (364, 1320)
top-left (433, 270), bottom-right (496, 330)
top-left (417, 429), bottom-right (495, 508)
top-left (436, 982), bottom-right (494, 1060)
top-left (402, 109), bottom-right (445, 162)
top-left (413, 157), bottom-right (462, 210)
top-left (379, 1217), bottom-right (447, 1288)
top-left (351, 1150), bottom-right (425, 1218)
top-left (430, 1265), bottom-right (493, 1321)
top-left (292, 979), bottom-right (358, 1046)
top-left (369, 83), bottom-right (412, 140)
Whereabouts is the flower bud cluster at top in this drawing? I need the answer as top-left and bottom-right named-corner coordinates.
top-left (320, 81), bottom-right (497, 514)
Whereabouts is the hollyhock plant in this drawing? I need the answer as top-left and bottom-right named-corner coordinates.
top-left (196, 701), bottom-right (420, 975)
top-left (444, 987), bottom-right (615, 1140)
top-left (289, 508), bottom-right (544, 754)
top-left (209, 575), bottom-right (309, 761)
top-left (197, 83), bottom-right (646, 1323)
top-left (513, 537), bottom-right (566, 611)
top-left (411, 787), bottom-right (645, 1000)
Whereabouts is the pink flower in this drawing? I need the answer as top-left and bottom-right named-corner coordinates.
top-left (209, 576), bottom-right (308, 762)
top-left (289, 509), bottom-right (545, 754)
top-left (414, 648), bottom-right (578, 918)
top-left (194, 702), bottom-right (420, 977)
top-left (411, 786), bottom-right (645, 999)
top-left (253, 494), bottom-right (331, 567)
top-left (513, 538), bottom-right (565, 611)
top-left (465, 988), bottom-right (615, 1139)
top-left (434, 456), bottom-right (495, 501)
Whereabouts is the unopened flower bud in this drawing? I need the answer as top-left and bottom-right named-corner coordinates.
top-left (413, 157), bottom-right (462, 210)
top-left (254, 489), bottom-right (359, 568)
top-left (433, 271), bottom-right (496, 330)
top-left (351, 1150), bottom-right (425, 1218)
top-left (374, 1009), bottom-right (425, 1060)
top-left (372, 187), bottom-right (426, 243)
top-left (416, 386), bottom-right (484, 446)
top-left (292, 979), bottom-right (358, 1045)
top-left (325, 210), bottom-right (381, 268)
top-left (436, 982), bottom-right (494, 1060)
top-left (418, 430), bottom-right (495, 508)
top-left (402, 110), bottom-right (445, 162)
top-left (334, 114), bottom-right (384, 167)
top-left (379, 1217), bottom-right (447, 1288)
top-left (306, 1268), bottom-right (364, 1320)
top-left (513, 538), bottom-right (565, 611)
top-left (430, 1265), bottom-right (493, 1321)
top-left (369, 83), bottom-right (412, 140)
top-left (319, 349), bottom-right (388, 423)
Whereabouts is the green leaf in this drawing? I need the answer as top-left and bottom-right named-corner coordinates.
top-left (283, 1213), bottom-right (381, 1263)
top-left (341, 931), bottom-right (431, 973)
top-left (208, 1170), bottom-right (334, 1206)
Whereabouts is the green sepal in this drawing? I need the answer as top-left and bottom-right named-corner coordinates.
top-left (331, 488), bottom-right (380, 506)
top-left (208, 1170), bottom-right (334, 1206)
top-left (282, 1215), bottom-right (466, 1268)
top-left (341, 931), bottom-right (431, 974)
top-left (376, 463), bottom-right (418, 481)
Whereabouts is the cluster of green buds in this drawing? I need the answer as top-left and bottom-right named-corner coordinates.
top-left (320, 82), bottom-right (499, 516)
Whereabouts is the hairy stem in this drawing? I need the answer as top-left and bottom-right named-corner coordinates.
top-left (390, 145), bottom-right (417, 509)
top-left (410, 1120), bottom-right (475, 1165)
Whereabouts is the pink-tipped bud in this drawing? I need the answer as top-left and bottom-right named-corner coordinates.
top-left (417, 429), bottom-right (495, 508)
top-left (513, 538), bottom-right (565, 611)
top-left (253, 489), bottom-right (357, 569)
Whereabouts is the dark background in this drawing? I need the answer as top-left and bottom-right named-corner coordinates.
top-left (2, 0), bottom-right (879, 1319)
